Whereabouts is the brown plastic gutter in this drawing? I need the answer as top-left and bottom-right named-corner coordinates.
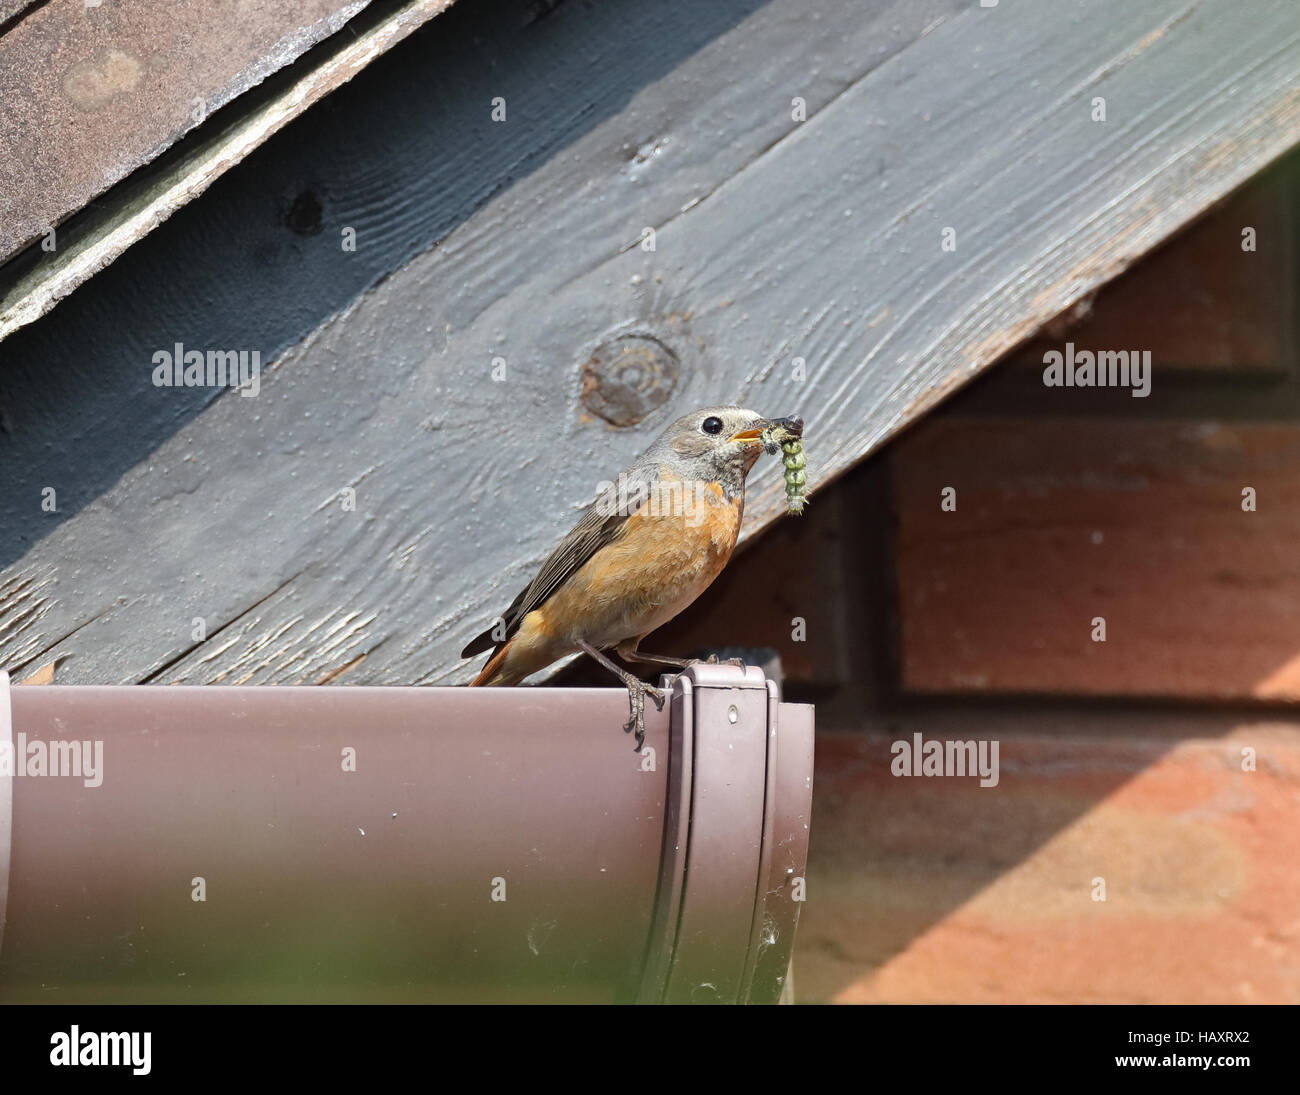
top-left (0, 664), bottom-right (812, 1003)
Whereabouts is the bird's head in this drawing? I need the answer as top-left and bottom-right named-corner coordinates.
top-left (650, 405), bottom-right (803, 492)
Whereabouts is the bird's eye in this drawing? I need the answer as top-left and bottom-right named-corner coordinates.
top-left (701, 416), bottom-right (724, 435)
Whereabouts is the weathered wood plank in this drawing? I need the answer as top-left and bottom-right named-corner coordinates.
top-left (0, 0), bottom-right (965, 683)
top-left (0, 0), bottom-right (458, 341)
top-left (2, 0), bottom-right (1299, 687)
top-left (0, 0), bottom-right (885, 563)
top-left (0, 0), bottom-right (381, 264)
top-left (0, 1), bottom-right (39, 28)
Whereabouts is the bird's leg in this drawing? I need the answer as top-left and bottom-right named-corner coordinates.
top-left (578, 640), bottom-right (666, 752)
top-left (616, 639), bottom-right (745, 674)
top-left (614, 638), bottom-right (688, 670)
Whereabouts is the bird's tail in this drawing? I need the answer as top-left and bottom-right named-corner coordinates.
top-left (468, 639), bottom-right (515, 687)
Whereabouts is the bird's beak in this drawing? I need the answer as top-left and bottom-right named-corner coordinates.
top-left (730, 414), bottom-right (803, 443)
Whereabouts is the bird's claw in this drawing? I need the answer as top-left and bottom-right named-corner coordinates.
top-left (655, 657), bottom-right (748, 699)
top-left (623, 680), bottom-right (667, 752)
top-left (618, 660), bottom-right (746, 752)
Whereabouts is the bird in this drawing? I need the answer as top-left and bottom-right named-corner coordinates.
top-left (460, 405), bottom-right (803, 748)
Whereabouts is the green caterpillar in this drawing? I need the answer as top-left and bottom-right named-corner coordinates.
top-left (780, 437), bottom-right (807, 515)
top-left (762, 423), bottom-right (808, 515)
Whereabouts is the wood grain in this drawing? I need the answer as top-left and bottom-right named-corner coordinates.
top-left (0, 0), bottom-right (459, 341)
top-left (0, 1), bottom-right (41, 30)
top-left (1, 0), bottom-right (1298, 688)
top-left (0, 0), bottom-right (378, 264)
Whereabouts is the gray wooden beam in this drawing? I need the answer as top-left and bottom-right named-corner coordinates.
top-left (0, 0), bottom-right (380, 264)
top-left (0, 0), bottom-right (457, 340)
top-left (2, 0), bottom-right (1298, 688)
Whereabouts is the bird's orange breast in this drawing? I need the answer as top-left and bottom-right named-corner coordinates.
top-left (535, 471), bottom-right (743, 648)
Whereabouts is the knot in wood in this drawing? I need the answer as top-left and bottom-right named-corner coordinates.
top-left (581, 334), bottom-right (679, 427)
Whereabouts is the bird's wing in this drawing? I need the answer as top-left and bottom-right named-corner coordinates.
top-left (460, 467), bottom-right (658, 658)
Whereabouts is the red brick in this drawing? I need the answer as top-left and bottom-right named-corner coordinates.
top-left (894, 419), bottom-right (1300, 700)
top-left (797, 721), bottom-right (1300, 1003)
